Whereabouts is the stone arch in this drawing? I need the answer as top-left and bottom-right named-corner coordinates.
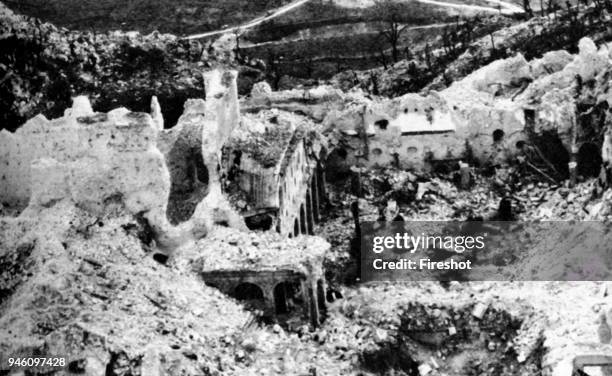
top-left (245, 213), bottom-right (273, 231)
top-left (293, 218), bottom-right (300, 237)
top-left (310, 176), bottom-right (320, 223)
top-left (305, 190), bottom-right (314, 235)
top-left (300, 204), bottom-right (307, 234)
top-left (273, 281), bottom-right (302, 314)
top-left (233, 283), bottom-right (264, 303)
top-left (152, 253), bottom-right (169, 265)
top-left (316, 164), bottom-right (326, 207)
top-left (492, 129), bottom-right (505, 142)
top-left (317, 279), bottom-right (327, 318)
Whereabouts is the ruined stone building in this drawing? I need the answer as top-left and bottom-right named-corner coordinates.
top-left (223, 109), bottom-right (328, 237)
top-left (243, 38), bottom-right (612, 186)
top-left (0, 68), bottom-right (331, 328)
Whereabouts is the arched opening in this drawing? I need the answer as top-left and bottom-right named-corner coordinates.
top-left (245, 213), bottom-right (274, 231)
top-left (152, 253), bottom-right (169, 265)
top-left (311, 177), bottom-right (320, 223)
top-left (293, 218), bottom-right (300, 237)
top-left (233, 283), bottom-right (265, 310)
top-left (273, 281), bottom-right (303, 315)
top-left (305, 191), bottom-right (314, 235)
top-left (300, 204), bottom-right (307, 234)
top-left (204, 281), bottom-right (219, 289)
top-left (577, 143), bottom-right (602, 178)
top-left (492, 129), bottom-right (505, 142)
top-left (317, 279), bottom-right (327, 318)
top-left (317, 166), bottom-right (326, 207)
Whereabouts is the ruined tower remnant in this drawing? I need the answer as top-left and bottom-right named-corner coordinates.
top-left (201, 69), bottom-right (241, 186)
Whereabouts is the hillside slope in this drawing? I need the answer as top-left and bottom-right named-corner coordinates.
top-left (2, 0), bottom-right (293, 35)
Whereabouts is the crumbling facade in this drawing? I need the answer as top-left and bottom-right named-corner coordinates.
top-left (245, 37), bottom-right (612, 185)
top-left (0, 67), bottom-right (333, 330)
top-left (0, 96), bottom-right (170, 220)
top-left (224, 109), bottom-right (328, 237)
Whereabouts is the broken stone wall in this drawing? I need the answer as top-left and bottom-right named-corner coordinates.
top-left (324, 88), bottom-right (524, 171)
top-left (361, 93), bottom-right (466, 169)
top-left (324, 39), bottom-right (611, 174)
top-left (1, 68), bottom-right (246, 249)
top-left (0, 99), bottom-right (169, 219)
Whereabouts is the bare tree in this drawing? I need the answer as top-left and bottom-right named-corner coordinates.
top-left (373, 0), bottom-right (409, 63)
top-left (523, 0), bottom-right (534, 17)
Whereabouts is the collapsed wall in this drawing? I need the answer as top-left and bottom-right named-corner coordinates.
top-left (0, 68), bottom-right (250, 250)
top-left (0, 98), bottom-right (170, 220)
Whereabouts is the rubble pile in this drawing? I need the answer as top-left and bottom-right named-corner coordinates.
top-left (177, 226), bottom-right (328, 274)
top-left (2, 2), bottom-right (612, 375)
top-left (318, 281), bottom-right (612, 376)
top-left (0, 202), bottom-right (255, 375)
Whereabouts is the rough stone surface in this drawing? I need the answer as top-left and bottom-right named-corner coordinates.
top-left (0, 98), bottom-right (169, 220)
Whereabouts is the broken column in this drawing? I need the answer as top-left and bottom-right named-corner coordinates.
top-left (201, 69), bottom-right (241, 185)
top-left (188, 70), bottom-right (246, 231)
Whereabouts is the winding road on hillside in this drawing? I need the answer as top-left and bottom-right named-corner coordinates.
top-left (183, 0), bottom-right (311, 40)
top-left (182, 0), bottom-right (523, 41)
top-left (245, 21), bottom-right (466, 49)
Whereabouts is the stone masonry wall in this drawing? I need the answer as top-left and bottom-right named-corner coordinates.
top-left (0, 98), bottom-right (169, 218)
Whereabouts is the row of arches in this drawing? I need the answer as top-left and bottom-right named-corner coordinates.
top-left (232, 278), bottom-right (327, 324)
top-left (289, 165), bottom-right (325, 238)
